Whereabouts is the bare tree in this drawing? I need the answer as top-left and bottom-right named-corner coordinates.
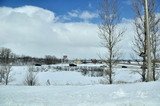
top-left (132, 0), bottom-right (160, 81)
top-left (99, 0), bottom-right (124, 84)
top-left (24, 66), bottom-right (38, 86)
top-left (4, 65), bottom-right (12, 85)
top-left (0, 48), bottom-right (13, 84)
top-left (0, 48), bottom-right (13, 65)
top-left (21, 55), bottom-right (32, 65)
top-left (132, 0), bottom-right (147, 82)
top-left (45, 55), bottom-right (57, 65)
top-left (0, 65), bottom-right (12, 85)
top-left (148, 0), bottom-right (160, 81)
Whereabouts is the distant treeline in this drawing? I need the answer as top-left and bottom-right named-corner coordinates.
top-left (1, 47), bottom-right (159, 66)
top-left (0, 47), bottom-right (61, 65)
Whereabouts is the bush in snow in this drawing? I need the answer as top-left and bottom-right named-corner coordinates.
top-left (24, 66), bottom-right (38, 86)
top-left (80, 67), bottom-right (104, 77)
top-left (46, 79), bottom-right (51, 86)
top-left (0, 65), bottom-right (13, 85)
top-left (99, 79), bottom-right (109, 84)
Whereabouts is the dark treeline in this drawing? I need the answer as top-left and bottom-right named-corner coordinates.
top-left (0, 47), bottom-right (61, 65)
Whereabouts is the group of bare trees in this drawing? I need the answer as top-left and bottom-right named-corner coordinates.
top-left (0, 50), bottom-right (61, 66)
top-left (0, 48), bottom-right (39, 86)
top-left (99, 0), bottom-right (160, 84)
top-left (0, 48), bottom-right (13, 85)
top-left (132, 0), bottom-right (160, 81)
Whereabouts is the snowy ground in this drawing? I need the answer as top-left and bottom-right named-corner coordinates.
top-left (0, 64), bottom-right (160, 106)
top-left (1, 82), bottom-right (160, 106)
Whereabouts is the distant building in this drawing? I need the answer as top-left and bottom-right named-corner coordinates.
top-left (62, 55), bottom-right (68, 63)
top-left (74, 59), bottom-right (82, 64)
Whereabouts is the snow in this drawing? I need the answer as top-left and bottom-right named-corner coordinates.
top-left (114, 68), bottom-right (141, 83)
top-left (0, 82), bottom-right (160, 106)
top-left (0, 64), bottom-right (160, 106)
top-left (38, 71), bottom-right (101, 85)
top-left (9, 66), bottom-right (102, 85)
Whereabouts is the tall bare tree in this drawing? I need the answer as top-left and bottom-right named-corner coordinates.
top-left (132, 0), bottom-right (160, 81)
top-left (148, 0), bottom-right (160, 81)
top-left (99, 0), bottom-right (124, 84)
top-left (0, 48), bottom-right (13, 84)
top-left (132, 0), bottom-right (147, 82)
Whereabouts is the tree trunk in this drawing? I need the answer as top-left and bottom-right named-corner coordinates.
top-left (109, 61), bottom-right (112, 84)
top-left (142, 56), bottom-right (146, 81)
top-left (152, 59), bottom-right (156, 81)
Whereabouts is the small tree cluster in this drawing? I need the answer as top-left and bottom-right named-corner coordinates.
top-left (45, 55), bottom-right (60, 65)
top-left (0, 48), bottom-right (15, 65)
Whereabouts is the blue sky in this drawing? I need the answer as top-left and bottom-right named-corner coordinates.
top-left (1, 0), bottom-right (160, 23)
top-left (0, 0), bottom-right (134, 21)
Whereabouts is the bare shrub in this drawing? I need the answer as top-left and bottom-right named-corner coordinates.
top-left (46, 79), bottom-right (51, 86)
top-left (24, 66), bottom-right (38, 86)
top-left (99, 79), bottom-right (109, 84)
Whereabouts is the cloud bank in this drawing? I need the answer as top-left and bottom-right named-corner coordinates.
top-left (0, 6), bottom-right (133, 59)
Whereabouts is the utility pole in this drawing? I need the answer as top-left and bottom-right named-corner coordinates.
top-left (144, 0), bottom-right (153, 81)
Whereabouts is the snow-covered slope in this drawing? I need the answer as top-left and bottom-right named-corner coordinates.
top-left (0, 81), bottom-right (160, 106)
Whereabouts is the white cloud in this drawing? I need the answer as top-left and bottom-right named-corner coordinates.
top-left (0, 6), bottom-right (134, 59)
top-left (67, 10), bottom-right (98, 22)
top-left (68, 10), bottom-right (79, 17)
top-left (0, 6), bottom-right (101, 58)
top-left (79, 11), bottom-right (98, 21)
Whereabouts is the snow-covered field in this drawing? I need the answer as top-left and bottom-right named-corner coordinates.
top-left (0, 64), bottom-right (160, 106)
